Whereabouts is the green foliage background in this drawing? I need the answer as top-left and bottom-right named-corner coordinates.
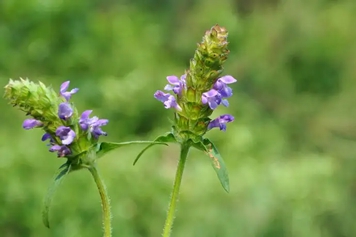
top-left (1, 0), bottom-right (356, 236)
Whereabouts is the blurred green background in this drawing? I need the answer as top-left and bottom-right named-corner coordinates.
top-left (1, 0), bottom-right (356, 236)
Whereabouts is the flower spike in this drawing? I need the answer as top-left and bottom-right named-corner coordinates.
top-left (3, 79), bottom-right (113, 235)
top-left (4, 78), bottom-right (167, 237)
top-left (137, 25), bottom-right (238, 237)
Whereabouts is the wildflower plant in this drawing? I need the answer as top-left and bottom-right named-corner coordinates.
top-left (134, 25), bottom-right (236, 237)
top-left (3, 79), bottom-right (163, 237)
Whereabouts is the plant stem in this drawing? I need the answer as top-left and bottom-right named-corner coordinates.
top-left (162, 143), bottom-right (190, 237)
top-left (89, 166), bottom-right (112, 237)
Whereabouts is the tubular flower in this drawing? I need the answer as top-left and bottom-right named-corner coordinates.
top-left (79, 110), bottom-right (108, 139)
top-left (23, 119), bottom-right (43, 130)
top-left (60, 81), bottom-right (79, 101)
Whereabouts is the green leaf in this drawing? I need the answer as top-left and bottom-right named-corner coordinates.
top-left (42, 164), bottom-right (71, 228)
top-left (190, 140), bottom-right (208, 152)
top-left (96, 141), bottom-right (168, 159)
top-left (193, 139), bottom-right (230, 193)
top-left (133, 133), bottom-right (177, 165)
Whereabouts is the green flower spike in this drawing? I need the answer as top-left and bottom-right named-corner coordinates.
top-left (4, 78), bottom-right (166, 237)
top-left (133, 25), bottom-right (237, 237)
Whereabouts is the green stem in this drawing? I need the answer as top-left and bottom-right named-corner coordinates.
top-left (162, 143), bottom-right (190, 237)
top-left (88, 166), bottom-right (112, 237)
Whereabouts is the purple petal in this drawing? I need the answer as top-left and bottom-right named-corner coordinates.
top-left (90, 118), bottom-right (109, 138)
top-left (22, 119), bottom-right (43, 130)
top-left (92, 126), bottom-right (107, 138)
top-left (70, 88), bottom-right (79, 94)
top-left (62, 130), bottom-right (76, 145)
top-left (55, 126), bottom-right (68, 136)
top-left (95, 119), bottom-right (109, 127)
top-left (79, 110), bottom-right (108, 138)
top-left (219, 86), bottom-right (233, 98)
top-left (164, 84), bottom-right (175, 91)
top-left (218, 75), bottom-right (237, 84)
top-left (154, 90), bottom-right (170, 102)
top-left (42, 133), bottom-right (52, 141)
top-left (56, 126), bottom-right (76, 145)
top-left (154, 90), bottom-right (182, 111)
top-left (208, 114), bottom-right (234, 131)
top-left (58, 103), bottom-right (73, 120)
top-left (202, 89), bottom-right (220, 110)
top-left (79, 110), bottom-right (93, 130)
top-left (60, 81), bottom-right (79, 101)
top-left (213, 76), bottom-right (236, 98)
top-left (80, 110), bottom-right (92, 120)
top-left (202, 89), bottom-right (218, 99)
top-left (166, 76), bottom-right (180, 85)
top-left (57, 146), bottom-right (71, 157)
top-left (164, 74), bottom-right (186, 95)
top-left (221, 99), bottom-right (229, 107)
top-left (49, 145), bottom-right (62, 152)
top-left (60, 81), bottom-right (70, 93)
top-left (42, 133), bottom-right (57, 147)
top-left (49, 145), bottom-right (71, 157)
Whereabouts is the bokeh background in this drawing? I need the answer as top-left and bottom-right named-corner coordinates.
top-left (1, 0), bottom-right (356, 236)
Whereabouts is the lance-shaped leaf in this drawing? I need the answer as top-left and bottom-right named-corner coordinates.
top-left (96, 141), bottom-right (168, 159)
top-left (42, 164), bottom-right (71, 228)
top-left (192, 139), bottom-right (230, 193)
top-left (133, 133), bottom-right (177, 165)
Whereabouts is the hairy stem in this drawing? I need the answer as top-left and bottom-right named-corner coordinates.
top-left (89, 166), bottom-right (112, 237)
top-left (162, 143), bottom-right (190, 237)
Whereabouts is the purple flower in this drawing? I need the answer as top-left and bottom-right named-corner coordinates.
top-left (79, 110), bottom-right (108, 139)
top-left (213, 75), bottom-right (236, 98)
top-left (202, 89), bottom-right (222, 110)
top-left (202, 75), bottom-right (236, 110)
top-left (60, 81), bottom-right (79, 101)
top-left (154, 90), bottom-right (182, 111)
top-left (208, 114), bottom-right (234, 131)
top-left (42, 133), bottom-right (55, 144)
top-left (58, 102), bottom-right (73, 120)
top-left (56, 126), bottom-right (76, 145)
top-left (164, 74), bottom-right (186, 95)
top-left (49, 145), bottom-right (71, 157)
top-left (42, 133), bottom-right (71, 157)
top-left (22, 119), bottom-right (43, 130)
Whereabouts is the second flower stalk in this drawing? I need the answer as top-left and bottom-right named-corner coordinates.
top-left (136, 25), bottom-right (236, 237)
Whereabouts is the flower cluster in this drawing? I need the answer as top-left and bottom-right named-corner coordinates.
top-left (155, 74), bottom-right (236, 132)
top-left (154, 75), bottom-right (186, 111)
top-left (5, 79), bottom-right (108, 158)
top-left (153, 25), bottom-right (236, 141)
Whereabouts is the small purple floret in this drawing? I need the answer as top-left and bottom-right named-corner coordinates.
top-left (79, 110), bottom-right (108, 139)
top-left (208, 114), bottom-right (234, 131)
top-left (213, 75), bottom-right (236, 98)
top-left (42, 133), bottom-right (71, 157)
top-left (42, 133), bottom-right (55, 143)
top-left (154, 90), bottom-right (182, 111)
top-left (58, 102), bottom-right (73, 120)
top-left (202, 89), bottom-right (221, 110)
top-left (56, 126), bottom-right (76, 145)
top-left (60, 81), bottom-right (79, 101)
top-left (202, 75), bottom-right (237, 110)
top-left (164, 74), bottom-right (186, 95)
top-left (22, 119), bottom-right (43, 130)
top-left (49, 145), bottom-right (71, 157)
